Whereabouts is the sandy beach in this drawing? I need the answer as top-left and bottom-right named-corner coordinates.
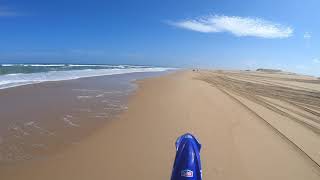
top-left (1, 70), bottom-right (320, 180)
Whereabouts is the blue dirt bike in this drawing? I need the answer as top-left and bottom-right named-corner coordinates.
top-left (171, 133), bottom-right (202, 180)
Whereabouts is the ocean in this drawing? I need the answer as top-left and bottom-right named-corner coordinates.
top-left (0, 64), bottom-right (171, 89)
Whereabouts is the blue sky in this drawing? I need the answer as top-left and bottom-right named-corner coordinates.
top-left (0, 0), bottom-right (319, 76)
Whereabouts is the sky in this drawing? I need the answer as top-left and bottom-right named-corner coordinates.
top-left (0, 0), bottom-right (319, 76)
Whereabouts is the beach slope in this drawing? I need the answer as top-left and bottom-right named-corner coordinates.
top-left (1, 70), bottom-right (319, 180)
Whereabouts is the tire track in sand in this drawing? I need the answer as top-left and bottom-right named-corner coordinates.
top-left (197, 71), bottom-right (320, 169)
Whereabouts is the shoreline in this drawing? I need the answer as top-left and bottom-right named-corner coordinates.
top-left (0, 71), bottom-right (171, 163)
top-left (0, 70), bottom-right (319, 180)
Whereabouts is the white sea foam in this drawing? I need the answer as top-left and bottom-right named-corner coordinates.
top-left (94, 112), bottom-right (109, 118)
top-left (68, 64), bottom-right (117, 67)
top-left (77, 96), bottom-right (93, 99)
top-left (27, 64), bottom-right (66, 67)
top-left (24, 121), bottom-right (35, 126)
top-left (0, 66), bottom-right (171, 90)
top-left (63, 115), bottom-right (80, 127)
top-left (1, 64), bottom-right (15, 66)
top-left (96, 94), bottom-right (104, 97)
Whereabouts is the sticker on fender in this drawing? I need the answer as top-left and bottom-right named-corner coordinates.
top-left (181, 170), bottom-right (193, 177)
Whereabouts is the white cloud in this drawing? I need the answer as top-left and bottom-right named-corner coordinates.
top-left (169, 15), bottom-right (293, 38)
top-left (303, 32), bottom-right (311, 39)
top-left (313, 58), bottom-right (320, 64)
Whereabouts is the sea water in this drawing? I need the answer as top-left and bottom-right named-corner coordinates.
top-left (0, 64), bottom-right (171, 89)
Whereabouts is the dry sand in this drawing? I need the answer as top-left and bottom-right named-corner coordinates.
top-left (1, 70), bottom-right (320, 180)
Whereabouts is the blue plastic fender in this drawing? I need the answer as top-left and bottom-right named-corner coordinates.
top-left (171, 133), bottom-right (202, 180)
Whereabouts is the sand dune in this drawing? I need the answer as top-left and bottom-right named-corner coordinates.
top-left (1, 70), bottom-right (319, 180)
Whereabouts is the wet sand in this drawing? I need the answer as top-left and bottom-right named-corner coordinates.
top-left (1, 70), bottom-right (320, 180)
top-left (0, 72), bottom-right (166, 162)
